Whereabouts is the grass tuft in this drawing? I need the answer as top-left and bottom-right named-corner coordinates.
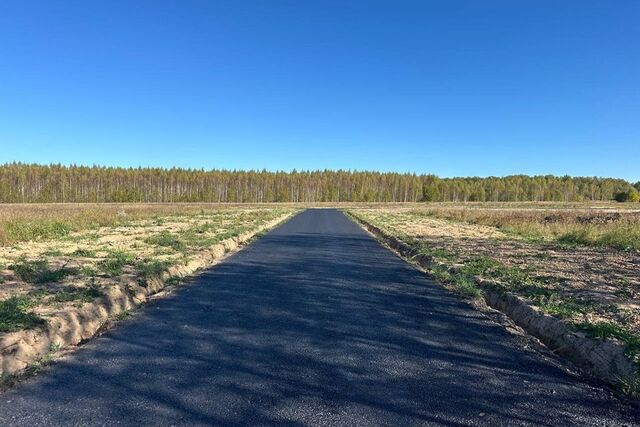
top-left (145, 231), bottom-right (185, 251)
top-left (72, 248), bottom-right (97, 257)
top-left (0, 296), bottom-right (45, 332)
top-left (98, 251), bottom-right (134, 276)
top-left (134, 259), bottom-right (173, 285)
top-left (50, 286), bottom-right (103, 304)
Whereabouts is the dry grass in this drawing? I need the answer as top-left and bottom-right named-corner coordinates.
top-left (403, 205), bottom-right (640, 251)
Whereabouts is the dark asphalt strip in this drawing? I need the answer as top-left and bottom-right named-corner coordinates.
top-left (0, 209), bottom-right (638, 426)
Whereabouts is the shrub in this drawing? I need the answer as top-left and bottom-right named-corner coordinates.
top-left (614, 188), bottom-right (640, 203)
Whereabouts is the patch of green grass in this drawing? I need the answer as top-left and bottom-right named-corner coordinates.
top-left (79, 265), bottom-right (98, 277)
top-left (0, 296), bottom-right (45, 332)
top-left (619, 378), bottom-right (640, 398)
top-left (573, 321), bottom-right (640, 362)
top-left (115, 310), bottom-right (131, 321)
top-left (42, 249), bottom-right (63, 257)
top-left (429, 264), bottom-right (481, 299)
top-left (430, 264), bottom-right (451, 282)
top-left (461, 257), bottom-right (500, 276)
top-left (558, 228), bottom-right (596, 246)
top-left (50, 286), bottom-right (103, 304)
top-left (9, 258), bottom-right (76, 284)
top-left (187, 222), bottom-right (216, 235)
top-left (72, 248), bottom-right (97, 257)
top-left (449, 273), bottom-right (482, 298)
top-left (533, 294), bottom-right (594, 319)
top-left (49, 342), bottom-right (63, 353)
top-left (461, 256), bottom-right (540, 289)
top-left (13, 285), bottom-right (103, 308)
top-left (559, 225), bottom-right (640, 252)
top-left (181, 234), bottom-right (220, 249)
top-left (98, 250), bottom-right (134, 276)
top-left (2, 219), bottom-right (72, 243)
top-left (598, 226), bottom-right (640, 251)
top-left (134, 258), bottom-right (173, 285)
top-left (145, 231), bottom-right (185, 251)
top-left (516, 283), bottom-right (556, 299)
top-left (164, 276), bottom-right (182, 287)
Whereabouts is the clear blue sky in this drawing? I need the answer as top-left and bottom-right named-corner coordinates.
top-left (0, 1), bottom-right (638, 181)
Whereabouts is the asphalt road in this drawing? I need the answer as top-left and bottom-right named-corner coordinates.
top-left (0, 209), bottom-right (638, 426)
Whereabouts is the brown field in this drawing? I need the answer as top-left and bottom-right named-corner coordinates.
top-left (347, 203), bottom-right (640, 373)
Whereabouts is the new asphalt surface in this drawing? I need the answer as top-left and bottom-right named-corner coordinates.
top-left (0, 209), bottom-right (638, 426)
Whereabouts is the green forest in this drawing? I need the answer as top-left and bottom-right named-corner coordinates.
top-left (0, 163), bottom-right (637, 203)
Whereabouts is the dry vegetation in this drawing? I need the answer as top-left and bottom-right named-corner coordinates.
top-left (412, 203), bottom-right (640, 251)
top-left (0, 204), bottom-right (295, 334)
top-left (348, 203), bottom-right (640, 374)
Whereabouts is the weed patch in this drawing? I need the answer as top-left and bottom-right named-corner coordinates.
top-left (72, 248), bottom-right (97, 257)
top-left (42, 249), bottom-right (63, 257)
top-left (9, 258), bottom-right (75, 284)
top-left (134, 259), bottom-right (173, 285)
top-left (573, 321), bottom-right (640, 362)
top-left (0, 296), bottom-right (44, 332)
top-left (145, 231), bottom-right (185, 251)
top-left (115, 310), bottom-right (131, 321)
top-left (98, 251), bottom-right (134, 276)
top-left (429, 264), bottom-right (481, 298)
top-left (50, 286), bottom-right (103, 304)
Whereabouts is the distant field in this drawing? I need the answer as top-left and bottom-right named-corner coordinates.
top-left (347, 203), bottom-right (640, 380)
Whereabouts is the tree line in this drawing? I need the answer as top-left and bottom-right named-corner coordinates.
top-left (0, 163), bottom-right (637, 203)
